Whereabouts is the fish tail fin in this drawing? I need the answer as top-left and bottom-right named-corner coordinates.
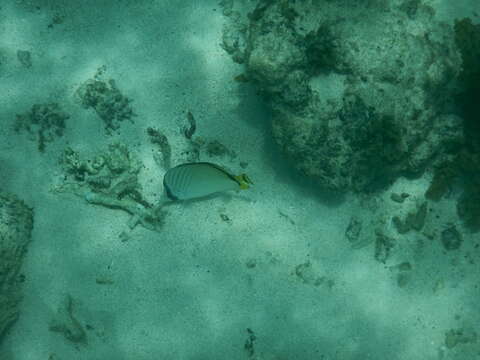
top-left (235, 174), bottom-right (253, 190)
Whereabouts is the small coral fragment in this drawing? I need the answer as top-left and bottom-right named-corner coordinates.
top-left (49, 294), bottom-right (87, 345)
top-left (183, 111), bottom-right (196, 139)
top-left (147, 127), bottom-right (172, 169)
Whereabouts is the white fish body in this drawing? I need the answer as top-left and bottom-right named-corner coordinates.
top-left (163, 162), bottom-right (251, 201)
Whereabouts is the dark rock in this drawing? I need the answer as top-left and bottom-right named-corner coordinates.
top-left (441, 225), bottom-right (462, 250)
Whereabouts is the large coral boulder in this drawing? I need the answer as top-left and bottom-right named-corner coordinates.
top-left (222, 0), bottom-right (463, 191)
top-left (0, 192), bottom-right (34, 343)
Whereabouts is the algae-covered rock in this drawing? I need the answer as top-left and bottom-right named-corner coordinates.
top-left (16, 50), bottom-right (32, 68)
top-left (374, 228), bottom-right (396, 264)
top-left (425, 160), bottom-right (458, 201)
top-left (457, 187), bottom-right (480, 231)
top-left (205, 139), bottom-right (236, 158)
top-left (392, 200), bottom-right (428, 234)
top-left (445, 327), bottom-right (477, 349)
top-left (14, 103), bottom-right (69, 152)
top-left (0, 192), bottom-right (34, 343)
top-left (345, 216), bottom-right (362, 245)
top-left (76, 66), bottom-right (135, 134)
top-left (390, 261), bottom-right (413, 288)
top-left (222, 0), bottom-right (462, 192)
top-left (440, 225), bottom-right (462, 251)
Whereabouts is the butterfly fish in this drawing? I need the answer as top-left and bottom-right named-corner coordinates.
top-left (163, 162), bottom-right (252, 201)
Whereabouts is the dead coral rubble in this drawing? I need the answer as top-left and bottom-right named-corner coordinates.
top-left (58, 143), bottom-right (167, 231)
